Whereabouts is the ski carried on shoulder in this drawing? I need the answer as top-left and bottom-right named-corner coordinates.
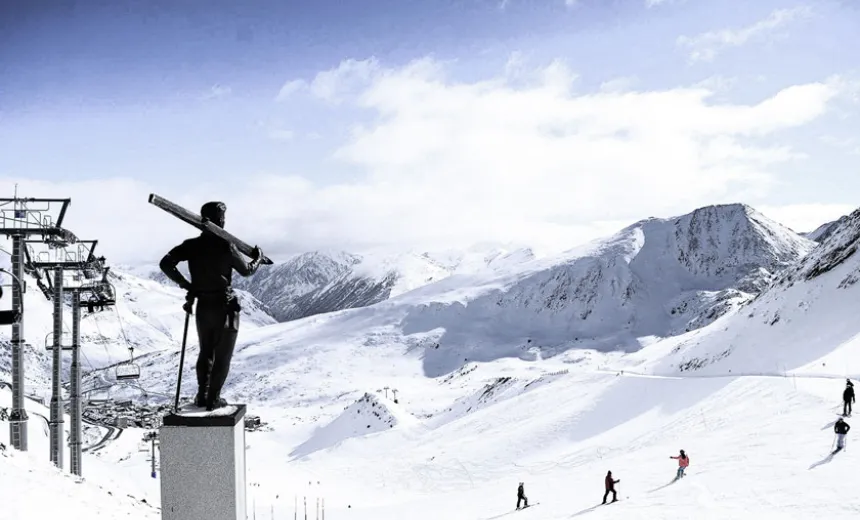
top-left (148, 193), bottom-right (274, 265)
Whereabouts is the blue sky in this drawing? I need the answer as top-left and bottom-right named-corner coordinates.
top-left (1, 0), bottom-right (859, 263)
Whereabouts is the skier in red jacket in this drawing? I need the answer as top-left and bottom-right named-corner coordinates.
top-left (603, 471), bottom-right (619, 504)
top-left (670, 449), bottom-right (689, 480)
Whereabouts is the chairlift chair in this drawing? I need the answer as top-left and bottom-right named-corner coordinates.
top-left (0, 271), bottom-right (22, 326)
top-left (115, 347), bottom-right (140, 381)
top-left (84, 282), bottom-right (116, 313)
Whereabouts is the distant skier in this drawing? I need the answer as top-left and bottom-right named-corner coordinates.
top-left (843, 380), bottom-right (854, 417)
top-left (670, 449), bottom-right (689, 479)
top-left (834, 417), bottom-right (850, 452)
top-left (603, 471), bottom-right (619, 504)
top-left (516, 482), bottom-right (528, 510)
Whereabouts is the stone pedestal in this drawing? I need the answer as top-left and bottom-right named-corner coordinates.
top-left (160, 404), bottom-right (247, 520)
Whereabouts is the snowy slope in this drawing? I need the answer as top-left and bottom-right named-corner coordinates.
top-left (653, 205), bottom-right (860, 378)
top-left (132, 245), bottom-right (538, 324)
top-left (0, 245), bottom-right (276, 398)
top-left (0, 386), bottom-right (158, 520)
top-left (390, 203), bottom-right (814, 375)
top-left (803, 215), bottom-right (850, 243)
top-left (291, 391), bottom-right (421, 458)
top-left (104, 206), bottom-right (858, 519)
top-left (123, 202), bottom-right (816, 401)
top-left (230, 250), bottom-right (360, 319)
top-left (0, 448), bottom-right (158, 520)
top-left (230, 246), bottom-right (536, 322)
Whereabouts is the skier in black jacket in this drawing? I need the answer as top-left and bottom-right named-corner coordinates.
top-left (843, 380), bottom-right (855, 417)
top-left (834, 417), bottom-right (850, 451)
top-left (516, 482), bottom-right (528, 510)
top-left (159, 201), bottom-right (263, 410)
top-left (603, 471), bottom-right (619, 504)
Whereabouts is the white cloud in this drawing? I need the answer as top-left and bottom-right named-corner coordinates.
top-left (819, 135), bottom-right (860, 156)
top-left (677, 6), bottom-right (812, 63)
top-left (4, 58), bottom-right (852, 264)
top-left (268, 129), bottom-right (295, 141)
top-left (275, 58), bottom-right (380, 103)
top-left (200, 84), bottom-right (232, 100)
top-left (758, 203), bottom-right (857, 234)
top-left (276, 79), bottom-right (306, 100)
top-left (693, 75), bottom-right (737, 92)
top-left (599, 76), bottom-right (638, 93)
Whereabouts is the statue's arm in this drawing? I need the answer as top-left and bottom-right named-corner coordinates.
top-left (159, 241), bottom-right (193, 291)
top-left (230, 243), bottom-right (262, 277)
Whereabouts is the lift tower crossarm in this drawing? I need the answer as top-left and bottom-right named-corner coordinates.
top-left (24, 239), bottom-right (99, 270)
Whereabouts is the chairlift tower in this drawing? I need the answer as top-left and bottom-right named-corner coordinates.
top-left (0, 196), bottom-right (76, 452)
top-left (27, 238), bottom-right (100, 471)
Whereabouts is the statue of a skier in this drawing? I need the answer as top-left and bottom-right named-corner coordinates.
top-left (159, 201), bottom-right (263, 410)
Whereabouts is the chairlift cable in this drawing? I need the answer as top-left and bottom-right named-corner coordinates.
top-left (111, 300), bottom-right (141, 381)
top-left (89, 312), bottom-right (115, 367)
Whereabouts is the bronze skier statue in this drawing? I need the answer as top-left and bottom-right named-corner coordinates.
top-left (158, 201), bottom-right (264, 410)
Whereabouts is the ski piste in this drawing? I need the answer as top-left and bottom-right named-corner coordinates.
top-left (485, 502), bottom-right (540, 519)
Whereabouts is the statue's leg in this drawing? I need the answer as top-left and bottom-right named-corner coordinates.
top-left (194, 304), bottom-right (220, 404)
top-left (206, 303), bottom-right (240, 410)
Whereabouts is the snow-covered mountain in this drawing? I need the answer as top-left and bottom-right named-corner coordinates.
top-left (232, 246), bottom-right (537, 322)
top-left (390, 203), bottom-right (813, 373)
top-left (803, 215), bottom-right (851, 243)
top-left (230, 250), bottom-right (360, 319)
top-left (123, 202), bottom-right (816, 401)
top-left (659, 205), bottom-right (860, 376)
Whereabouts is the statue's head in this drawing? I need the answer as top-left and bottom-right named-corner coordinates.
top-left (201, 201), bottom-right (226, 228)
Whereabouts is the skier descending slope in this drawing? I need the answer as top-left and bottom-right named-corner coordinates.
top-left (834, 417), bottom-right (851, 452)
top-left (516, 482), bottom-right (528, 510)
top-left (603, 471), bottom-right (619, 504)
top-left (843, 380), bottom-right (855, 417)
top-left (670, 449), bottom-right (689, 480)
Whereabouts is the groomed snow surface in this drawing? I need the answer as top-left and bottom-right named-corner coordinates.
top-left (2, 204), bottom-right (860, 519)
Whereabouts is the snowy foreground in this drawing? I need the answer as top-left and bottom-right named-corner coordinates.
top-left (0, 388), bottom-right (159, 520)
top-left (3, 206), bottom-right (860, 519)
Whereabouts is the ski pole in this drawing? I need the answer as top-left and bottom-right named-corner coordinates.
top-left (173, 307), bottom-right (192, 412)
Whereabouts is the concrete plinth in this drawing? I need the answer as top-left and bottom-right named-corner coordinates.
top-left (160, 404), bottom-right (247, 520)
